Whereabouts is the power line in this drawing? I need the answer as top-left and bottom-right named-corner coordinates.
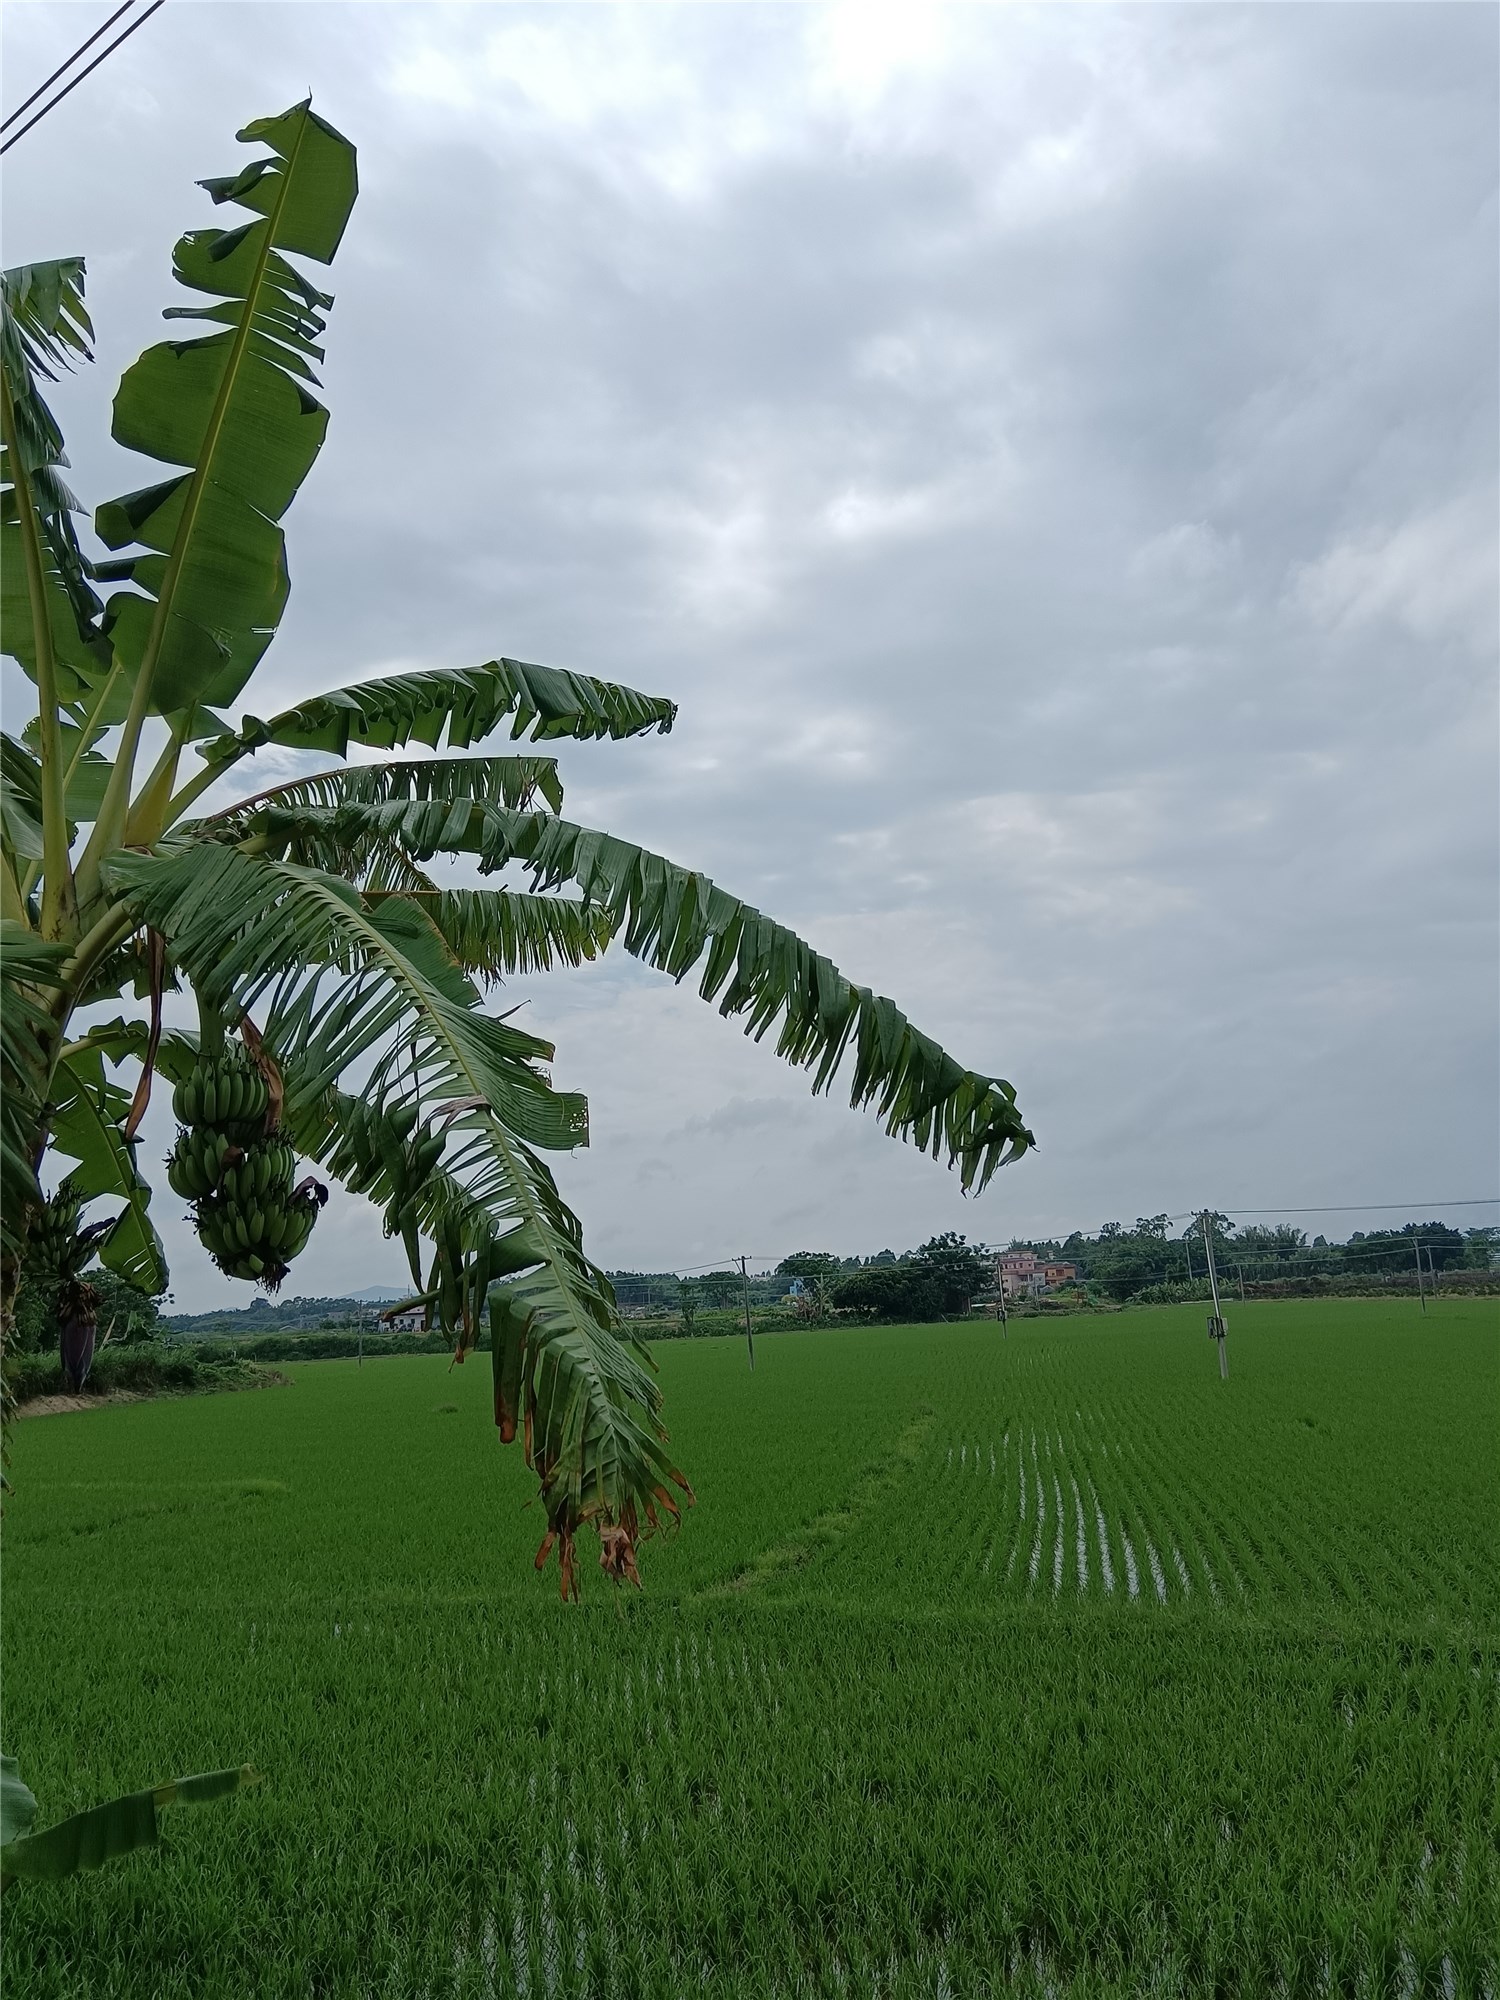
top-left (1, 0), bottom-right (137, 131)
top-left (0, 0), bottom-right (167, 157)
top-left (1142, 1239), bottom-right (1476, 1277)
top-left (670, 1256), bottom-right (782, 1275)
top-left (1006, 1201), bottom-right (1496, 1244)
top-left (1223, 1199), bottom-right (1498, 1215)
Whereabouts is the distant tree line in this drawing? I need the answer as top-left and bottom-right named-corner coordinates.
top-left (793, 1235), bottom-right (993, 1322)
top-left (770, 1222), bottom-right (1492, 1317)
top-left (22, 1219), bottom-right (1483, 1359)
top-left (12, 1287), bottom-right (394, 1355)
top-left (611, 1218), bottom-right (1494, 1329)
top-left (1002, 1216), bottom-right (1493, 1303)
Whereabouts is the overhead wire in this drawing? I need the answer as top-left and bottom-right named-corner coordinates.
top-left (1222, 1198), bottom-right (1498, 1215)
top-left (1, 0), bottom-right (138, 131)
top-left (996, 1200), bottom-right (1497, 1245)
top-left (1, 0), bottom-right (168, 157)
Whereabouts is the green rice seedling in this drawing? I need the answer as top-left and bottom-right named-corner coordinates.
top-left (2, 1299), bottom-right (1496, 1996)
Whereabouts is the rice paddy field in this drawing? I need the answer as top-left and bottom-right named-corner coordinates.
top-left (3, 1298), bottom-right (1497, 1999)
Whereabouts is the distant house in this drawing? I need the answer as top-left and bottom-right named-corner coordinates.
top-left (994, 1250), bottom-right (1038, 1301)
top-left (387, 1308), bottom-right (425, 1331)
top-left (993, 1251), bottom-right (1076, 1300)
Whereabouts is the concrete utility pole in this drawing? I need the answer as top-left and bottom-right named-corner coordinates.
top-left (739, 1255), bottom-right (755, 1370)
top-left (1202, 1212), bottom-right (1228, 1379)
top-left (1414, 1238), bottom-right (1427, 1315)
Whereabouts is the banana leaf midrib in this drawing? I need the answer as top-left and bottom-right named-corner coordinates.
top-left (78, 110), bottom-right (319, 904)
top-left (129, 113), bottom-right (313, 709)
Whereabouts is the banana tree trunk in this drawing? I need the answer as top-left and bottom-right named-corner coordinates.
top-left (1, 1246), bottom-right (20, 1479)
top-left (58, 1283), bottom-right (98, 1393)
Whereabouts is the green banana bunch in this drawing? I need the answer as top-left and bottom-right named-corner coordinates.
top-left (191, 1168), bottom-right (326, 1288)
top-left (167, 1045), bottom-right (324, 1292)
top-left (22, 1178), bottom-right (113, 1292)
top-left (24, 1181), bottom-right (86, 1285)
top-left (190, 1174), bottom-right (325, 1288)
top-left (171, 1050), bottom-right (271, 1143)
top-left (166, 1133), bottom-right (299, 1204)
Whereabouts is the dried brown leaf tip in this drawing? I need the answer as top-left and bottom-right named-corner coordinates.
top-left (597, 1522), bottom-right (642, 1589)
top-left (533, 1526), bottom-right (580, 1602)
top-left (534, 1512), bottom-right (644, 1600)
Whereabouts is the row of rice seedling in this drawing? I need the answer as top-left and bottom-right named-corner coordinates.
top-left (783, 1302), bottom-right (1497, 1633)
top-left (4, 1300), bottom-right (1495, 1995)
top-left (10, 1594), bottom-right (1492, 1996)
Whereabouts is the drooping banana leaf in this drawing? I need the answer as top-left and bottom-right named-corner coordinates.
top-left (363, 887), bottom-right (615, 981)
top-left (101, 840), bottom-right (686, 1585)
top-left (0, 922), bottom-right (67, 1258)
top-left (0, 1756), bottom-right (259, 1885)
top-left (49, 1046), bottom-right (168, 1295)
top-left (289, 1076), bottom-right (688, 1594)
top-left (93, 101), bottom-right (357, 720)
top-left (0, 259), bottom-right (107, 677)
top-left (201, 753), bottom-right (567, 821)
top-left (242, 796), bottom-right (1034, 1192)
top-left (195, 754), bottom-right (570, 896)
top-left (194, 655), bottom-right (676, 770)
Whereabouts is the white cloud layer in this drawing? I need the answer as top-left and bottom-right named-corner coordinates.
top-left (2, 3), bottom-right (1495, 1305)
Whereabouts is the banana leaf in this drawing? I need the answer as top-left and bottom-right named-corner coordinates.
top-left (0, 1756), bottom-right (259, 1885)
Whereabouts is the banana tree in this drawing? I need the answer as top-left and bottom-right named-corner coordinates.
top-left (1, 102), bottom-right (1033, 1594)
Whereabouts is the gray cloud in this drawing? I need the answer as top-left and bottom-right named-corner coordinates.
top-left (3, 3), bottom-right (1495, 1305)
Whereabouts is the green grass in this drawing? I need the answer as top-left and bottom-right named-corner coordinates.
top-left (3, 1299), bottom-right (1496, 1997)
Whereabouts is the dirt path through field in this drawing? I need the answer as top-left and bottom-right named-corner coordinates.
top-left (17, 1375), bottom-right (289, 1419)
top-left (17, 1391), bottom-right (153, 1419)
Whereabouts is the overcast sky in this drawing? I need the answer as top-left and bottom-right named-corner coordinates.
top-left (4, 2), bottom-right (1496, 1308)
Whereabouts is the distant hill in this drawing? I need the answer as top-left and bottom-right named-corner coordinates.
top-left (164, 1295), bottom-right (389, 1337)
top-left (344, 1287), bottom-right (409, 1302)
